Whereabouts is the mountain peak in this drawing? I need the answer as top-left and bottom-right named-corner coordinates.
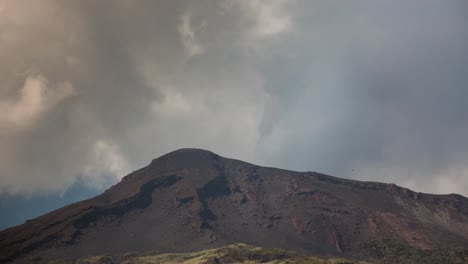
top-left (1, 149), bottom-right (467, 263)
top-left (157, 148), bottom-right (217, 159)
top-left (148, 148), bottom-right (221, 171)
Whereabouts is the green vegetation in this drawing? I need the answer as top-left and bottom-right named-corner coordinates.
top-left (46, 244), bottom-right (367, 264)
top-left (43, 242), bottom-right (468, 264)
top-left (367, 239), bottom-right (468, 264)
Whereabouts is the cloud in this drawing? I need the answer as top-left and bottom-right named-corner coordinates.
top-left (0, 0), bottom-right (160, 195)
top-left (177, 13), bottom-right (205, 57)
top-left (0, 0), bottom-right (467, 198)
top-left (245, 0), bottom-right (292, 37)
top-left (82, 139), bottom-right (129, 187)
top-left (0, 74), bottom-right (74, 130)
top-left (255, 0), bottom-right (468, 197)
top-left (0, 0), bottom-right (268, 195)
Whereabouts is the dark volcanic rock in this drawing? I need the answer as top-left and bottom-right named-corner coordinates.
top-left (1, 148), bottom-right (467, 263)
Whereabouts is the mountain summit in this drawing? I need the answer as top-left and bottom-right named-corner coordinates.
top-left (1, 148), bottom-right (467, 263)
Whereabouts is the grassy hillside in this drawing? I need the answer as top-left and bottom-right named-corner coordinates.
top-left (365, 239), bottom-right (468, 264)
top-left (39, 242), bottom-right (467, 264)
top-left (46, 243), bottom-right (367, 264)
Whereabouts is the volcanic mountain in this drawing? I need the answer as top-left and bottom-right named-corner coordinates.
top-left (1, 148), bottom-right (467, 263)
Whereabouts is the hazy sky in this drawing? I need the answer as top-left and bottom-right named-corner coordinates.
top-left (1, 0), bottom-right (467, 228)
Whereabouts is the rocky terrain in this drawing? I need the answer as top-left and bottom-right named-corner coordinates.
top-left (1, 148), bottom-right (467, 263)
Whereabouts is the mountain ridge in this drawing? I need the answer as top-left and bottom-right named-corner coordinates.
top-left (154, 148), bottom-right (465, 198)
top-left (1, 148), bottom-right (467, 263)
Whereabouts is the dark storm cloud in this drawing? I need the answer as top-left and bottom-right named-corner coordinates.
top-left (0, 0), bottom-right (467, 197)
top-left (257, 0), bottom-right (468, 195)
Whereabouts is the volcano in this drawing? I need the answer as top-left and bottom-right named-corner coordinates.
top-left (1, 148), bottom-right (467, 263)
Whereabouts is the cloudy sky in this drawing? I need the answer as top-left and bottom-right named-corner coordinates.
top-left (1, 0), bottom-right (467, 229)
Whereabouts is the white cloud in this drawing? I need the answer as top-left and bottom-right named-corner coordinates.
top-left (152, 87), bottom-right (196, 116)
top-left (0, 74), bottom-right (74, 130)
top-left (244, 0), bottom-right (292, 37)
top-left (352, 162), bottom-right (468, 196)
top-left (177, 13), bottom-right (205, 57)
top-left (83, 139), bottom-right (130, 187)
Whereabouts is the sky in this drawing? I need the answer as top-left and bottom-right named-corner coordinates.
top-left (1, 0), bottom-right (467, 229)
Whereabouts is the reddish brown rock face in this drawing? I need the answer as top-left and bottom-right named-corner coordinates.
top-left (1, 149), bottom-right (467, 263)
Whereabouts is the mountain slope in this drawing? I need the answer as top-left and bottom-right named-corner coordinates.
top-left (45, 243), bottom-right (370, 264)
top-left (42, 243), bottom-right (468, 264)
top-left (1, 148), bottom-right (467, 263)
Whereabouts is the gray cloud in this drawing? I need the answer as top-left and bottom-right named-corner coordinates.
top-left (0, 0), bottom-right (467, 197)
top-left (257, 0), bottom-right (468, 195)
